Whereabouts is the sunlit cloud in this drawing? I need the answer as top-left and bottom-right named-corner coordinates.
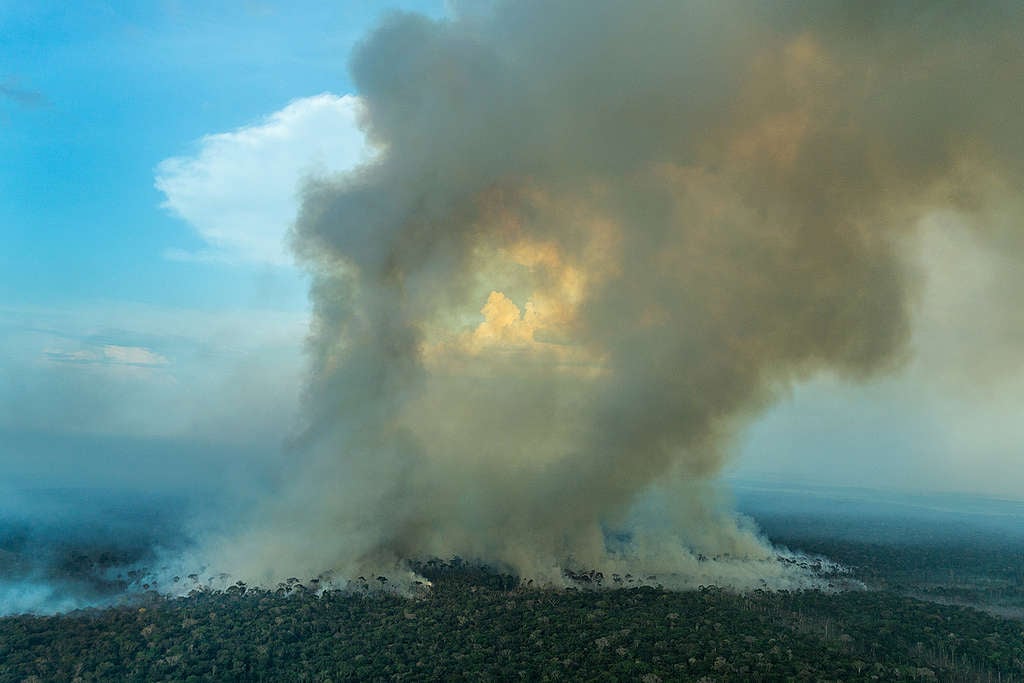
top-left (155, 93), bottom-right (372, 266)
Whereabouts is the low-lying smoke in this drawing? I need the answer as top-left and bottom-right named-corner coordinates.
top-left (0, 488), bottom-right (195, 616)
top-left (207, 1), bottom-right (1024, 587)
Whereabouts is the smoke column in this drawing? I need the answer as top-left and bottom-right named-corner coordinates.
top-left (208, 1), bottom-right (1024, 587)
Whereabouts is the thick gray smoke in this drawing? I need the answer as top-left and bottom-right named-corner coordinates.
top-left (207, 1), bottom-right (1024, 587)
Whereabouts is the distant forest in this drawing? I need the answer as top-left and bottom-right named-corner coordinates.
top-left (1, 541), bottom-right (1022, 682)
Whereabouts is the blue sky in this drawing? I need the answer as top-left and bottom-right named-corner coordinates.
top-left (1, 0), bottom-right (439, 310)
top-left (0, 0), bottom-right (441, 491)
top-left (2, 1), bottom-right (1021, 500)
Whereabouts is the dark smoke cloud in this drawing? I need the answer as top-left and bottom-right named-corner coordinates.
top-left (207, 1), bottom-right (1024, 587)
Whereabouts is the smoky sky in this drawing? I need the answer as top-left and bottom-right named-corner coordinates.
top-left (205, 1), bottom-right (1024, 586)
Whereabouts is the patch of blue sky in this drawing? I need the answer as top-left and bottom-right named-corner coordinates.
top-left (0, 0), bottom-right (442, 482)
top-left (1, 0), bottom-right (443, 312)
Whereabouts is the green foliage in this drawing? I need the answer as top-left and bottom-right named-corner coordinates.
top-left (767, 530), bottom-right (1024, 612)
top-left (1, 566), bottom-right (1022, 682)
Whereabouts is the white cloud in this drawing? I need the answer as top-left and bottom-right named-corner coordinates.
top-left (1, 304), bottom-right (306, 442)
top-left (43, 344), bottom-right (169, 368)
top-left (101, 344), bottom-right (169, 366)
top-left (155, 93), bottom-right (372, 265)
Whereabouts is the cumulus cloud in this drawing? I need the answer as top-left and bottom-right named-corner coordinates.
top-left (155, 93), bottom-right (372, 265)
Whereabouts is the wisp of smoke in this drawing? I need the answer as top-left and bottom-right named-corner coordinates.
top-left (200, 1), bottom-right (1024, 589)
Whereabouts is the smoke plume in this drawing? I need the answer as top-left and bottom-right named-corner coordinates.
top-left (209, 1), bottom-right (1024, 587)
